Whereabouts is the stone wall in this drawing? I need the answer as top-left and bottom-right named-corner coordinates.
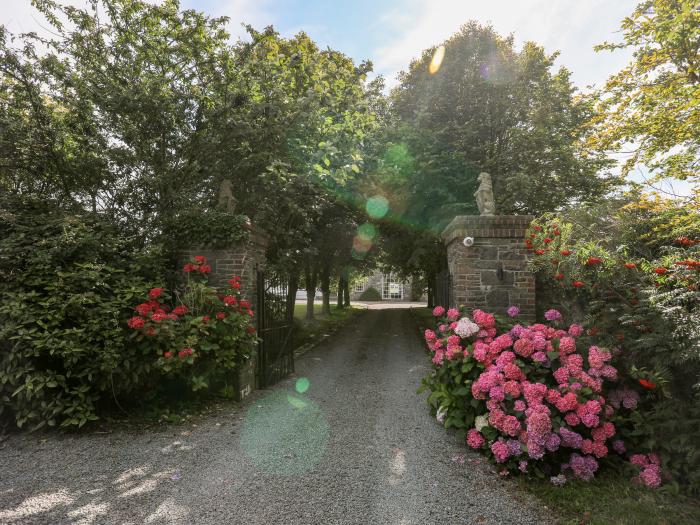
top-left (441, 215), bottom-right (535, 322)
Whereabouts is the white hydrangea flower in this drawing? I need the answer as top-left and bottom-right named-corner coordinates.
top-left (436, 406), bottom-right (447, 424)
top-left (475, 414), bottom-right (489, 431)
top-left (454, 317), bottom-right (479, 338)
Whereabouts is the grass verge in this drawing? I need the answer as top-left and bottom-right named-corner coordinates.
top-left (519, 470), bottom-right (700, 525)
top-left (293, 303), bottom-right (364, 351)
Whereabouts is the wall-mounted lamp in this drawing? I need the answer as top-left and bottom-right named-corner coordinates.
top-left (463, 236), bottom-right (474, 247)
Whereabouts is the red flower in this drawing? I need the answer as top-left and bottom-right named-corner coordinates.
top-left (148, 287), bottom-right (164, 299)
top-left (240, 299), bottom-right (251, 309)
top-left (639, 378), bottom-right (656, 390)
top-left (228, 278), bottom-right (241, 289)
top-left (194, 255), bottom-right (207, 264)
top-left (172, 305), bottom-right (189, 316)
top-left (247, 309), bottom-right (254, 317)
top-left (216, 312), bottom-right (226, 320)
top-left (202, 315), bottom-right (211, 323)
top-left (572, 280), bottom-right (585, 287)
top-left (553, 230), bottom-right (561, 236)
top-left (554, 273), bottom-right (565, 280)
top-left (653, 267), bottom-right (667, 275)
top-left (198, 264), bottom-right (212, 274)
top-left (151, 311), bottom-right (167, 322)
top-left (586, 257), bottom-right (603, 265)
top-left (145, 327), bottom-right (157, 337)
top-left (544, 237), bottom-right (552, 244)
top-left (183, 263), bottom-right (196, 273)
top-left (223, 295), bottom-right (237, 306)
top-left (534, 249), bottom-right (545, 255)
top-left (530, 234), bottom-right (536, 238)
top-left (560, 250), bottom-right (572, 256)
top-left (533, 225), bottom-right (542, 232)
top-left (127, 316), bottom-right (145, 329)
top-left (247, 325), bottom-right (256, 334)
top-left (624, 262), bottom-right (636, 269)
top-left (178, 347), bottom-right (194, 359)
top-left (164, 351), bottom-right (173, 359)
top-left (135, 303), bottom-right (153, 317)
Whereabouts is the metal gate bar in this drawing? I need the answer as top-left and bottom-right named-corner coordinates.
top-left (256, 270), bottom-right (294, 388)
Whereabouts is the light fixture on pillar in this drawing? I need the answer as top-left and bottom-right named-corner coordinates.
top-left (462, 236), bottom-right (474, 247)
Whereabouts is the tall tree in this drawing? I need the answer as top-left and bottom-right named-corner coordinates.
top-left (591, 0), bottom-right (700, 185)
top-left (390, 22), bottom-right (617, 220)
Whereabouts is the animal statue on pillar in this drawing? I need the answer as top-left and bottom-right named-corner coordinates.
top-left (218, 179), bottom-right (237, 212)
top-left (474, 172), bottom-right (496, 216)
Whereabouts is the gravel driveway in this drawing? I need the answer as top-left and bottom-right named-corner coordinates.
top-left (0, 309), bottom-right (551, 524)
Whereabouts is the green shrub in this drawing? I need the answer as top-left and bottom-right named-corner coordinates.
top-left (359, 286), bottom-right (382, 301)
top-left (0, 199), bottom-right (163, 429)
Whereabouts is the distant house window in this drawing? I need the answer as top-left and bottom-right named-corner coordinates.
top-left (382, 273), bottom-right (404, 300)
top-left (353, 278), bottom-right (368, 293)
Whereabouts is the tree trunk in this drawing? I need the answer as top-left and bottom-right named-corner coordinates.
top-left (336, 277), bottom-right (344, 308)
top-left (343, 278), bottom-right (350, 307)
top-left (320, 265), bottom-right (331, 316)
top-left (304, 262), bottom-right (318, 320)
top-left (286, 271), bottom-right (299, 323)
top-left (427, 280), bottom-right (434, 308)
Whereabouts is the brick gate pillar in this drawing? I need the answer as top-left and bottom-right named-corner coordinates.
top-left (441, 215), bottom-right (535, 322)
top-left (179, 224), bottom-right (270, 400)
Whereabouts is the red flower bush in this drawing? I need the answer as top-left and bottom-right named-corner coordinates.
top-left (127, 256), bottom-right (258, 391)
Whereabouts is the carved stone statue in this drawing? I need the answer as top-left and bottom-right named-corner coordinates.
top-left (474, 172), bottom-right (496, 216)
top-left (217, 179), bottom-right (237, 212)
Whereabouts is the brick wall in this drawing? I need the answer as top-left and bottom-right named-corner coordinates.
top-left (441, 215), bottom-right (535, 322)
top-left (178, 225), bottom-right (269, 305)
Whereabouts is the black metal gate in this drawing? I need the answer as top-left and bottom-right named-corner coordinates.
top-left (256, 269), bottom-right (294, 388)
top-left (432, 269), bottom-right (453, 308)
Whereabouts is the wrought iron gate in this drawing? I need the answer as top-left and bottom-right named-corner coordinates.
top-left (256, 269), bottom-right (294, 388)
top-left (432, 269), bottom-right (453, 308)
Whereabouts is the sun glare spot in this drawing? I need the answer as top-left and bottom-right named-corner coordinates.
top-left (366, 195), bottom-right (389, 219)
top-left (428, 45), bottom-right (445, 75)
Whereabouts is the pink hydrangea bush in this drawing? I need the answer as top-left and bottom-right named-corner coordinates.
top-left (420, 305), bottom-right (663, 486)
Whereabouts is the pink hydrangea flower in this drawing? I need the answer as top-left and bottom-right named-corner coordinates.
top-left (433, 306), bottom-right (446, 317)
top-left (558, 336), bottom-right (576, 354)
top-left (507, 306), bottom-right (520, 317)
top-left (446, 307), bottom-right (460, 320)
top-left (544, 309), bottom-right (563, 321)
top-left (568, 324), bottom-right (584, 337)
top-left (466, 429), bottom-right (485, 449)
top-left (491, 440), bottom-right (510, 463)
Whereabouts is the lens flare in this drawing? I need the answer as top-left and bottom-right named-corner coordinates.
top-left (429, 45), bottom-right (445, 75)
top-left (357, 223), bottom-right (377, 241)
top-left (366, 195), bottom-right (389, 219)
top-left (241, 390), bottom-right (329, 476)
top-left (295, 377), bottom-right (310, 394)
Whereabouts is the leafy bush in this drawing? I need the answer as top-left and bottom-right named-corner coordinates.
top-left (126, 256), bottom-right (259, 392)
top-left (526, 209), bottom-right (700, 493)
top-left (420, 305), bottom-right (659, 486)
top-left (163, 209), bottom-right (250, 250)
top-left (0, 199), bottom-right (162, 429)
top-left (359, 287), bottom-right (382, 301)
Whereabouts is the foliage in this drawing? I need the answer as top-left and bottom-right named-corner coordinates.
top-left (526, 201), bottom-right (700, 492)
top-left (358, 287), bottom-right (382, 301)
top-left (591, 0), bottom-right (700, 183)
top-left (388, 21), bottom-right (617, 220)
top-left (0, 198), bottom-right (162, 429)
top-left (163, 209), bottom-right (250, 251)
top-left (126, 256), bottom-right (259, 393)
top-left (420, 306), bottom-right (645, 484)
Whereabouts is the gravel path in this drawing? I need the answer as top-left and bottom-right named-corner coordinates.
top-left (0, 309), bottom-right (551, 524)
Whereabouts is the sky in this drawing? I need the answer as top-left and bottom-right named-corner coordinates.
top-left (1, 0), bottom-right (692, 196)
top-left (1, 0), bottom-right (639, 90)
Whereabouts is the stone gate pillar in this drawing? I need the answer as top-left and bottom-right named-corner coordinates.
top-left (441, 215), bottom-right (535, 322)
